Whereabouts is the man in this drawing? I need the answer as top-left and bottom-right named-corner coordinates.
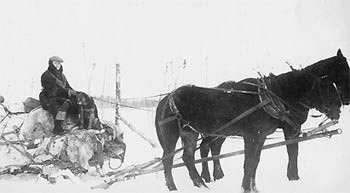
top-left (39, 56), bottom-right (78, 135)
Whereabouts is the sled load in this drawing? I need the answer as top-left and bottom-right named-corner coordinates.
top-left (0, 97), bottom-right (126, 181)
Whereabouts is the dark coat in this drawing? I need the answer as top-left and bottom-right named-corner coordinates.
top-left (39, 63), bottom-right (73, 113)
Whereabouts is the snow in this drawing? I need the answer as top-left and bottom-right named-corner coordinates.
top-left (1, 107), bottom-right (349, 193)
top-left (0, 1), bottom-right (349, 192)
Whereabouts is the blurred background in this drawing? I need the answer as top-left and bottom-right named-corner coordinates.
top-left (0, 0), bottom-right (349, 103)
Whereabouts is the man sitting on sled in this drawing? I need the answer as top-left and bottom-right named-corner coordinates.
top-left (39, 56), bottom-right (79, 135)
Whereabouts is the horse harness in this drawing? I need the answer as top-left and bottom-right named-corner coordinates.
top-left (256, 76), bottom-right (299, 130)
top-left (299, 74), bottom-right (343, 114)
top-left (159, 78), bottom-right (303, 138)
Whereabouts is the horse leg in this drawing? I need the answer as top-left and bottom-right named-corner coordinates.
top-left (251, 137), bottom-right (266, 189)
top-left (211, 137), bottom-right (225, 181)
top-left (181, 129), bottom-right (207, 188)
top-left (242, 135), bottom-right (265, 193)
top-left (200, 137), bottom-right (212, 183)
top-left (283, 127), bottom-right (300, 180)
top-left (160, 124), bottom-right (180, 191)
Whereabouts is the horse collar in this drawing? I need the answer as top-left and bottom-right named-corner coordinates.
top-left (257, 76), bottom-right (299, 130)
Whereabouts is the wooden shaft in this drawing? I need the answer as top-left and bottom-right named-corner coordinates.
top-left (135, 129), bottom-right (341, 176)
top-left (90, 129), bottom-right (341, 190)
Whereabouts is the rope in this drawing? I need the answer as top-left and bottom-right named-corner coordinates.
top-left (121, 86), bottom-right (260, 101)
top-left (122, 93), bottom-right (170, 100)
top-left (93, 84), bottom-right (260, 112)
top-left (92, 97), bottom-right (154, 112)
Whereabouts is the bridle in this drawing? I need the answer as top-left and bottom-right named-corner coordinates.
top-left (300, 74), bottom-right (342, 117)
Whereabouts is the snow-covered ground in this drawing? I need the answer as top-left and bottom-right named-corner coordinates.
top-left (1, 106), bottom-right (349, 193)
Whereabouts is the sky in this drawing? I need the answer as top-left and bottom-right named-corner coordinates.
top-left (0, 0), bottom-right (349, 102)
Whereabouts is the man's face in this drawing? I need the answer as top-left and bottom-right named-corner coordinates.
top-left (53, 61), bottom-right (62, 70)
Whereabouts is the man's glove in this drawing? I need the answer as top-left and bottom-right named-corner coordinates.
top-left (68, 89), bottom-right (78, 97)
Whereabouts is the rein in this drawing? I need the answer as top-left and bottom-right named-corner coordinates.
top-left (171, 84), bottom-right (260, 95)
top-left (197, 86), bottom-right (260, 95)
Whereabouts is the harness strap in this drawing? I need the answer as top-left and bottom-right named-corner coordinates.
top-left (158, 116), bottom-right (177, 127)
top-left (243, 81), bottom-right (305, 116)
top-left (210, 99), bottom-right (271, 135)
top-left (280, 114), bottom-right (299, 129)
top-left (258, 77), bottom-right (286, 119)
top-left (201, 86), bottom-right (259, 95)
top-left (168, 95), bottom-right (180, 118)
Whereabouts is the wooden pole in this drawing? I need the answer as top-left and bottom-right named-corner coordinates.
top-left (138, 129), bottom-right (342, 175)
top-left (115, 64), bottom-right (121, 126)
top-left (100, 63), bottom-right (107, 118)
top-left (91, 128), bottom-right (341, 189)
top-left (113, 63), bottom-right (157, 148)
top-left (119, 115), bottom-right (158, 148)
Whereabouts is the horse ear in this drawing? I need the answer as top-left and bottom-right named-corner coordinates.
top-left (337, 49), bottom-right (343, 58)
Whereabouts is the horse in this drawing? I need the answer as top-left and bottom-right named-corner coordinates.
top-left (199, 49), bottom-right (350, 184)
top-left (155, 49), bottom-right (348, 192)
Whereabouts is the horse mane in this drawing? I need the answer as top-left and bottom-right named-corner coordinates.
top-left (302, 56), bottom-right (338, 76)
top-left (217, 81), bottom-right (237, 88)
top-left (271, 54), bottom-right (345, 94)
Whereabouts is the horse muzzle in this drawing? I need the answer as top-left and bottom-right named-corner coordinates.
top-left (325, 107), bottom-right (341, 121)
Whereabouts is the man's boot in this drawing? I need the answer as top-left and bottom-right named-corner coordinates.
top-left (53, 109), bottom-right (67, 135)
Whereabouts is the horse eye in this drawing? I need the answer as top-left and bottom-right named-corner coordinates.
top-left (323, 107), bottom-right (330, 114)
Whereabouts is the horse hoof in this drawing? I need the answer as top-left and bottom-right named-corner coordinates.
top-left (242, 189), bottom-right (259, 193)
top-left (213, 171), bottom-right (224, 181)
top-left (167, 186), bottom-right (177, 191)
top-left (287, 174), bottom-right (300, 181)
top-left (201, 174), bottom-right (211, 183)
top-left (193, 178), bottom-right (208, 189)
top-left (166, 184), bottom-right (177, 191)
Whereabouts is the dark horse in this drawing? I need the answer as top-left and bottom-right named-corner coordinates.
top-left (199, 49), bottom-right (350, 184)
top-left (155, 49), bottom-right (349, 192)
